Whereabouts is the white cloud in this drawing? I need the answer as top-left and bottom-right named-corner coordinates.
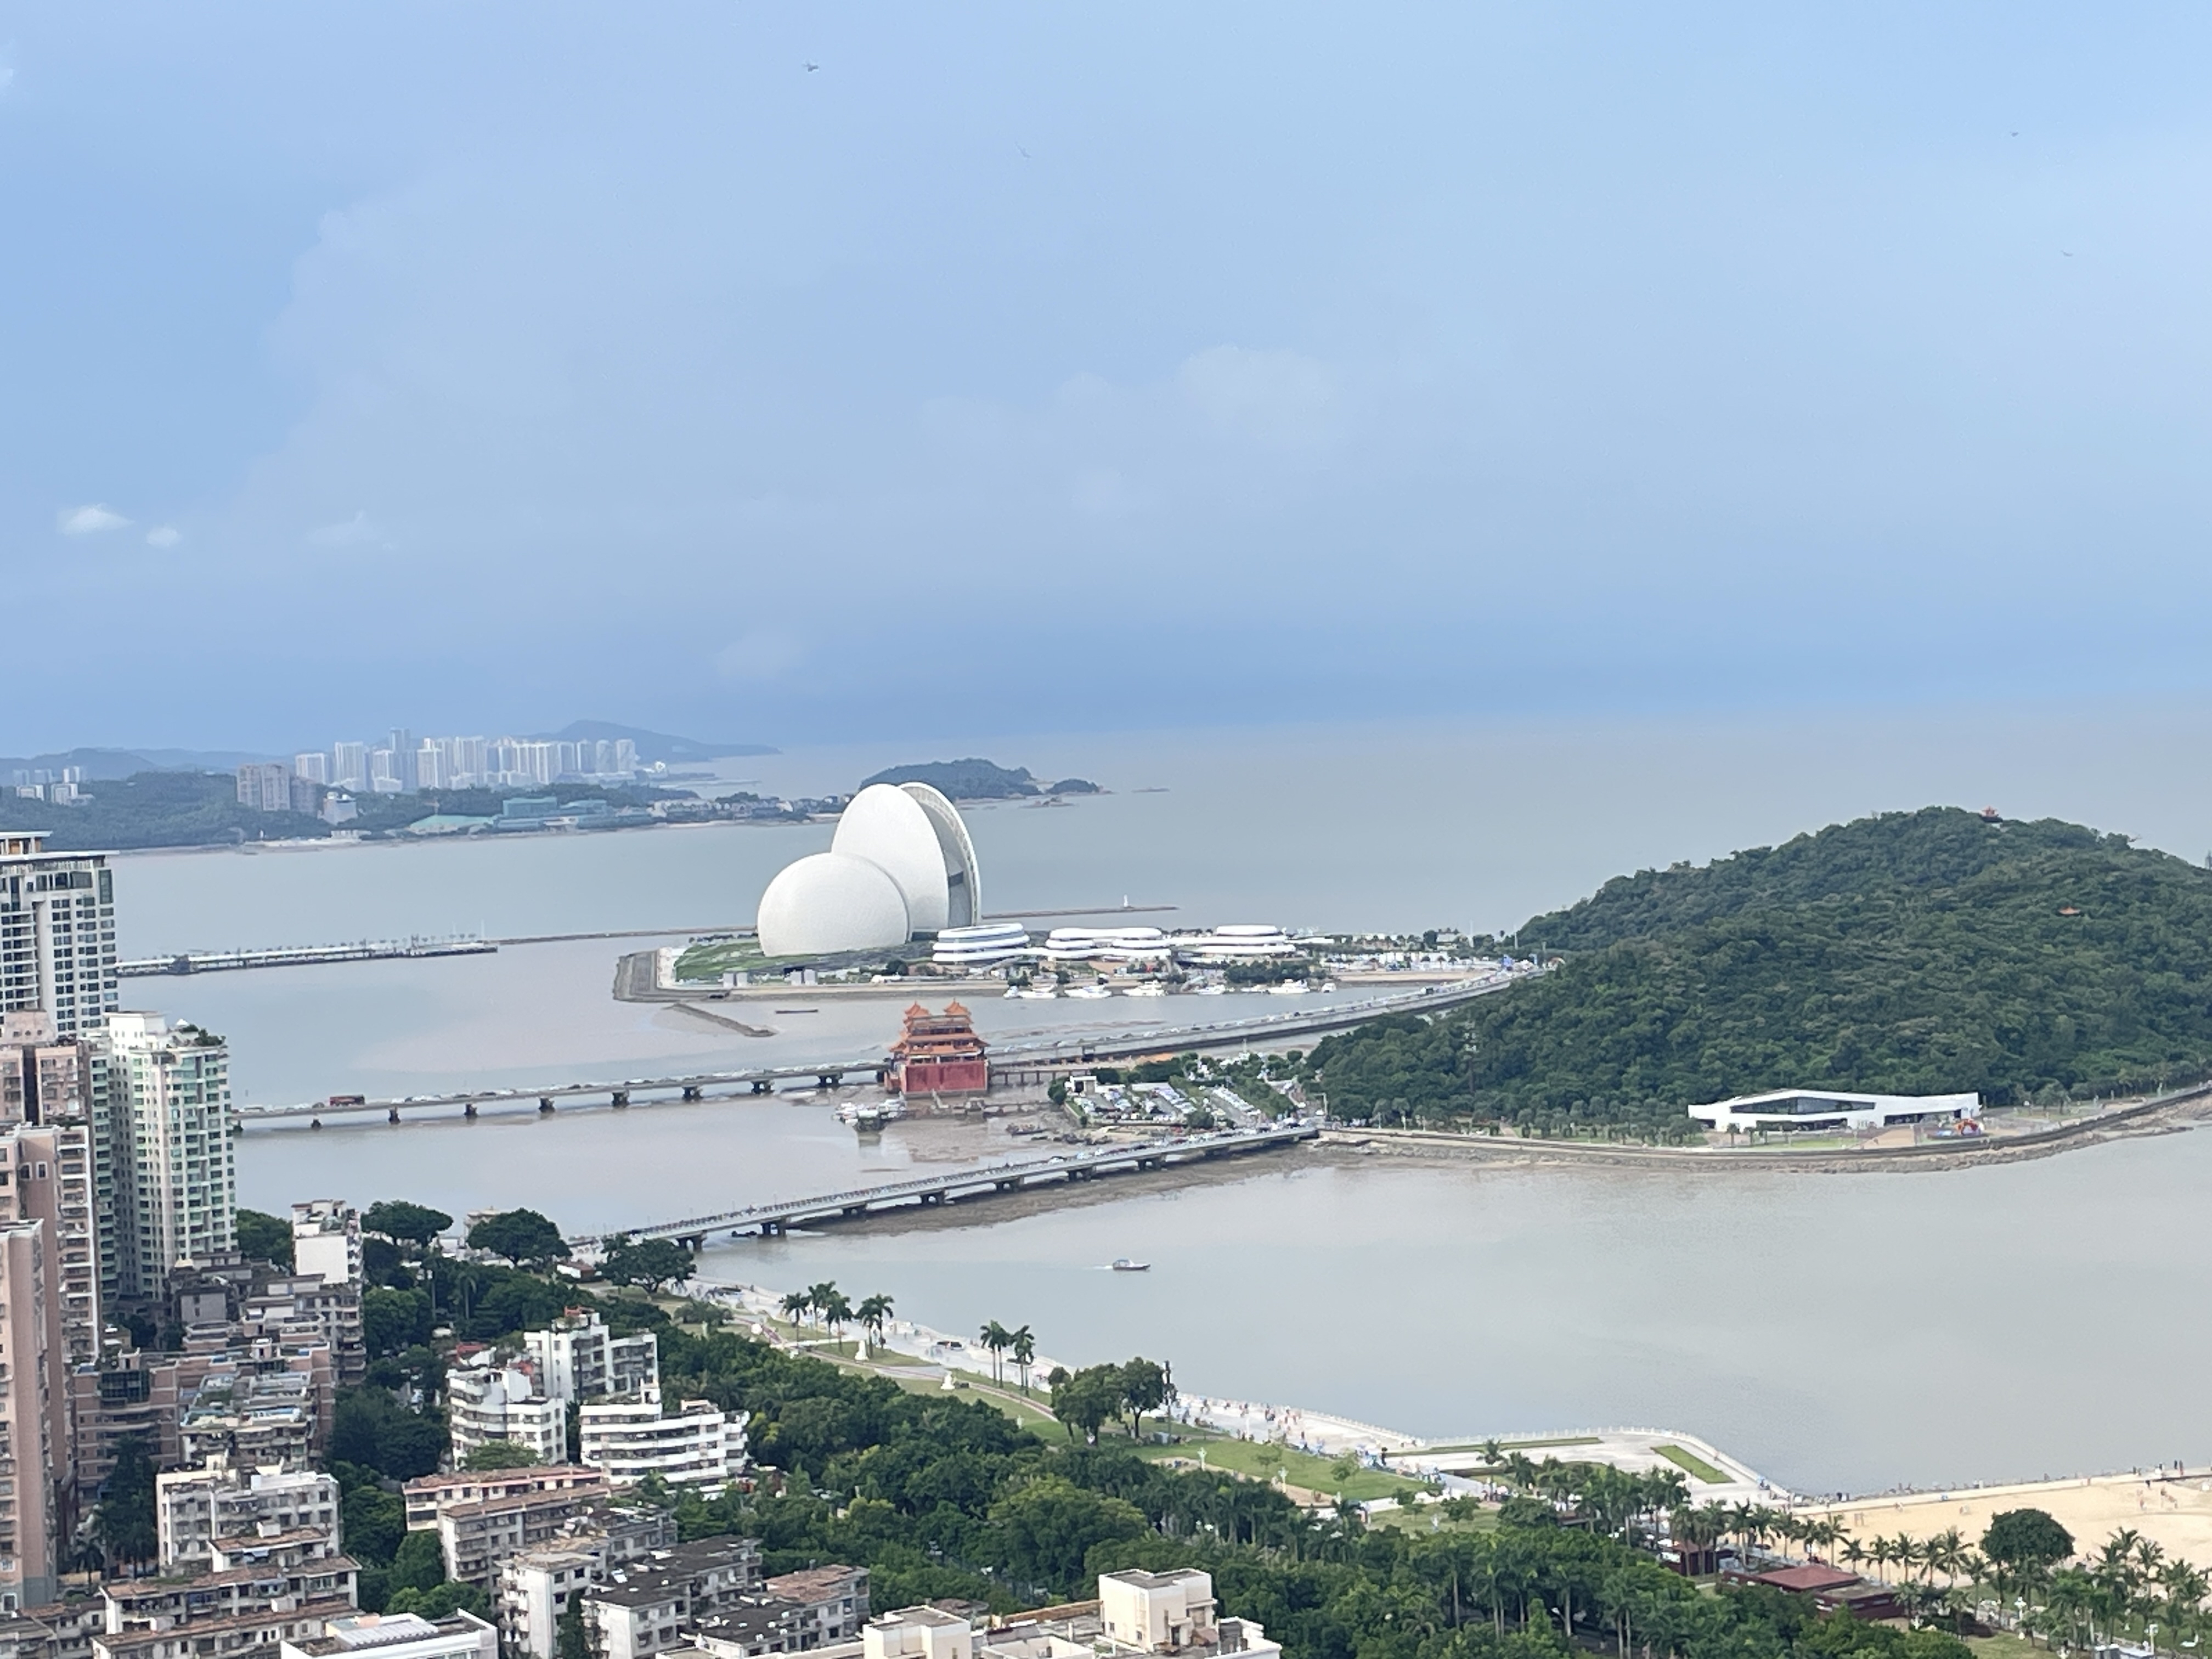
top-left (145, 525), bottom-right (182, 549)
top-left (714, 630), bottom-right (805, 681)
top-left (306, 510), bottom-right (382, 548)
top-left (58, 504), bottom-right (131, 536)
top-left (1176, 345), bottom-right (1335, 446)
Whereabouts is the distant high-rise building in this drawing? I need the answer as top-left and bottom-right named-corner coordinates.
top-left (416, 741), bottom-right (449, 792)
top-left (294, 752), bottom-right (330, 786)
top-left (0, 833), bottom-right (119, 1041)
top-left (95, 1012), bottom-right (236, 1301)
top-left (449, 736), bottom-right (488, 788)
top-left (331, 743), bottom-right (368, 791)
top-left (390, 729), bottom-right (417, 791)
top-left (369, 748), bottom-right (403, 793)
top-left (236, 763), bottom-right (292, 813)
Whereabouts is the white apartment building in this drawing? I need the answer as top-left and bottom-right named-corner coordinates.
top-left (237, 764), bottom-right (293, 813)
top-left (97, 1012), bottom-right (236, 1300)
top-left (498, 1508), bottom-right (679, 1659)
top-left (0, 832), bottom-right (119, 1041)
top-left (525, 1311), bottom-right (657, 1405)
top-left (578, 1395), bottom-right (746, 1488)
top-left (156, 1462), bottom-right (343, 1571)
top-left (859, 1570), bottom-right (1278, 1659)
top-left (331, 743), bottom-right (368, 791)
top-left (293, 753), bottom-right (331, 786)
top-left (283, 1611), bottom-right (499, 1659)
top-left (291, 1201), bottom-right (362, 1286)
top-left (447, 1358), bottom-right (567, 1466)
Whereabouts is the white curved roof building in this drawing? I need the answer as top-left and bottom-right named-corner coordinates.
top-left (1176, 925), bottom-right (1300, 961)
top-left (932, 921), bottom-right (1032, 967)
top-left (755, 783), bottom-right (984, 958)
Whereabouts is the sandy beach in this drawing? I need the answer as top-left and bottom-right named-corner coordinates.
top-left (1803, 1468), bottom-right (2212, 1567)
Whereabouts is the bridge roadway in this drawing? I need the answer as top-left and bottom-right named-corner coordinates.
top-left (571, 1121), bottom-right (1320, 1249)
top-left (234, 973), bottom-right (1526, 1125)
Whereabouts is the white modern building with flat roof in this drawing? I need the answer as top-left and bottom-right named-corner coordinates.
top-left (1688, 1088), bottom-right (1979, 1134)
top-left (579, 1394), bottom-right (746, 1488)
top-left (448, 1358), bottom-right (568, 1466)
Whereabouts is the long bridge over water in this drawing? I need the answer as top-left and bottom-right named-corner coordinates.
top-left (234, 974), bottom-right (1525, 1125)
top-left (570, 1121), bottom-right (1320, 1249)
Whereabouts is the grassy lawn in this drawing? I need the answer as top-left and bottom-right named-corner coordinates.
top-left (1655, 1443), bottom-right (1728, 1483)
top-left (1142, 1434), bottom-right (1432, 1503)
top-left (1966, 1635), bottom-right (2041, 1659)
top-left (1368, 1503), bottom-right (1500, 1536)
top-left (1423, 1436), bottom-right (1603, 1455)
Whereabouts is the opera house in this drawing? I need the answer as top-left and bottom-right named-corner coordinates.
top-left (755, 782), bottom-right (983, 958)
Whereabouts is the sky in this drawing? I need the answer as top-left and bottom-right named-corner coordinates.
top-left (2, 4), bottom-right (2209, 752)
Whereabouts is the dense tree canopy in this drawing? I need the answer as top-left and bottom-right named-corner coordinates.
top-left (467, 1208), bottom-right (570, 1267)
top-left (235, 1208), bottom-right (295, 1269)
top-left (1306, 808), bottom-right (2212, 1133)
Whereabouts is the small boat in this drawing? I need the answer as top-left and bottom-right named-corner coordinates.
top-left (1194, 983), bottom-right (1227, 996)
top-left (1012, 983), bottom-right (1060, 1000)
top-left (1267, 980), bottom-right (1308, 995)
top-left (1110, 1258), bottom-right (1150, 1272)
top-left (1066, 981), bottom-right (1114, 1000)
top-left (838, 1099), bottom-right (905, 1130)
top-left (1122, 981), bottom-right (1167, 997)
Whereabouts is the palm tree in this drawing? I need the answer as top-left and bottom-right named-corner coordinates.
top-left (805, 1280), bottom-right (842, 1326)
top-left (855, 1294), bottom-right (894, 1355)
top-left (1842, 1536), bottom-right (1868, 1576)
top-left (816, 1286), bottom-right (852, 1340)
top-left (779, 1288), bottom-right (812, 1324)
top-left (978, 1320), bottom-right (1012, 1384)
top-left (1009, 1324), bottom-right (1036, 1393)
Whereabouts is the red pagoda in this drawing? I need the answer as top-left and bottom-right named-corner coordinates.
top-left (889, 1002), bottom-right (990, 1096)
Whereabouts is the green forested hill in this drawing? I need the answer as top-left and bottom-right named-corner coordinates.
top-left (1304, 807), bottom-right (2212, 1137)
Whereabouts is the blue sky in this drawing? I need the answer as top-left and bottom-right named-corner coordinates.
top-left (3, 5), bottom-right (2208, 751)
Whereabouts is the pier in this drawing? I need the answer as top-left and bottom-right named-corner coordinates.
top-left (118, 934), bottom-right (496, 977)
top-left (573, 1121), bottom-right (1318, 1249)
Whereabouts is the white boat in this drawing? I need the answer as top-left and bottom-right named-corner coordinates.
top-left (1267, 980), bottom-right (1308, 995)
top-left (1122, 981), bottom-right (1167, 997)
top-left (839, 1100), bottom-right (905, 1131)
top-left (1066, 981), bottom-right (1114, 1000)
top-left (1110, 1258), bottom-right (1150, 1272)
top-left (1011, 983), bottom-right (1060, 1000)
top-left (1194, 983), bottom-right (1227, 996)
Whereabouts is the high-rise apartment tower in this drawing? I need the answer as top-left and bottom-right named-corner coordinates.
top-left (0, 833), bottom-right (118, 1041)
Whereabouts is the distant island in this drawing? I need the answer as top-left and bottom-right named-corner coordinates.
top-left (860, 758), bottom-right (1099, 800)
top-left (1307, 805), bottom-right (2212, 1138)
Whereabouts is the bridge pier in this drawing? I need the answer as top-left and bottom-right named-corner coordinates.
top-left (816, 1071), bottom-right (844, 1088)
top-left (682, 1085), bottom-right (702, 1101)
top-left (464, 1102), bottom-right (477, 1119)
top-left (612, 1090), bottom-right (629, 1108)
top-left (539, 1097), bottom-right (555, 1114)
top-left (683, 1234), bottom-right (704, 1252)
top-left (920, 1191), bottom-right (944, 1205)
top-left (388, 1107), bottom-right (401, 1124)
top-left (751, 1080), bottom-right (772, 1094)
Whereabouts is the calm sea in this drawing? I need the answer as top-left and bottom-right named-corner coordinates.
top-left (101, 704), bottom-right (2212, 1497)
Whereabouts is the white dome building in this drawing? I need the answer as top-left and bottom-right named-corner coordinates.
top-left (754, 783), bottom-right (984, 959)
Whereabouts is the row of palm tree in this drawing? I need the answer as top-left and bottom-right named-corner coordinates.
top-left (776, 1281), bottom-right (896, 1351)
top-left (977, 1320), bottom-right (1037, 1391)
top-left (2029, 1530), bottom-right (2212, 1654)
